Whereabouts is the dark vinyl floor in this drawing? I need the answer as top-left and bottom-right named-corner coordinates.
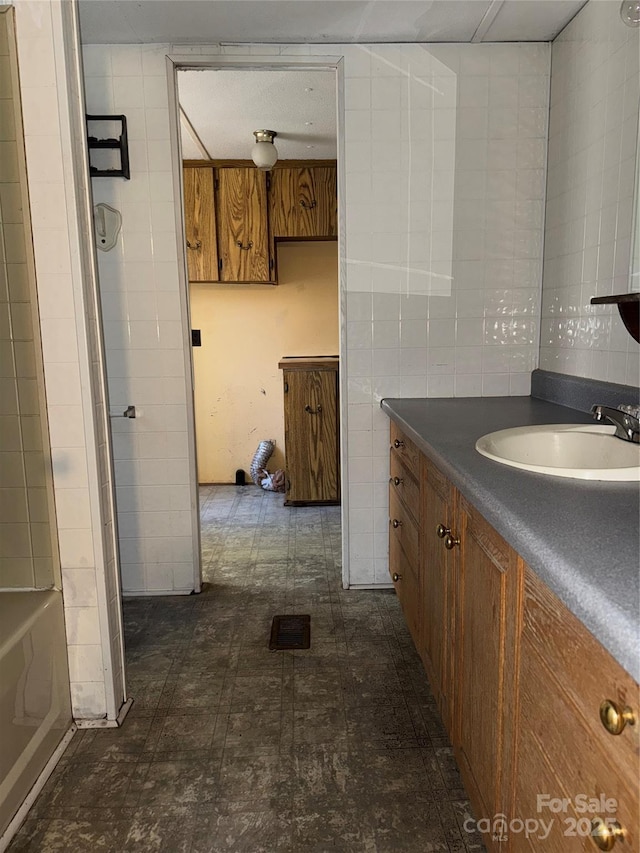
top-left (10, 485), bottom-right (484, 852)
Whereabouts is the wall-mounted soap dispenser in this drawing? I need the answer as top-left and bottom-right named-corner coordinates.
top-left (94, 203), bottom-right (122, 252)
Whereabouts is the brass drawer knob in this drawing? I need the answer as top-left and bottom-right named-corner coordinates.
top-left (392, 519), bottom-right (402, 529)
top-left (436, 523), bottom-right (449, 538)
top-left (444, 533), bottom-right (460, 550)
top-left (389, 476), bottom-right (403, 486)
top-left (600, 699), bottom-right (636, 735)
top-left (392, 572), bottom-right (402, 582)
top-left (591, 817), bottom-right (624, 850)
top-left (393, 439), bottom-right (405, 449)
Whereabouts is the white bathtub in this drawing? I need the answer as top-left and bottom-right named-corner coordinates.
top-left (0, 590), bottom-right (72, 837)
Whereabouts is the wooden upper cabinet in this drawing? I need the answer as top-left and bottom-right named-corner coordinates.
top-left (216, 168), bottom-right (272, 283)
top-left (183, 166), bottom-right (218, 282)
top-left (269, 166), bottom-right (337, 239)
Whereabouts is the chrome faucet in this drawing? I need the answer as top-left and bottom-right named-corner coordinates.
top-left (591, 405), bottom-right (640, 443)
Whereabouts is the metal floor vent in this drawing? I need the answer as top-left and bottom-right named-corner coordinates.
top-left (269, 615), bottom-right (311, 650)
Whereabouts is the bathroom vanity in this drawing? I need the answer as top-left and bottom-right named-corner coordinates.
top-left (382, 395), bottom-right (639, 853)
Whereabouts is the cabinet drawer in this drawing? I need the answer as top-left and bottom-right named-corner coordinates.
top-left (522, 567), bottom-right (640, 793)
top-left (389, 451), bottom-right (420, 524)
top-left (390, 423), bottom-right (420, 477)
top-left (389, 487), bottom-right (419, 570)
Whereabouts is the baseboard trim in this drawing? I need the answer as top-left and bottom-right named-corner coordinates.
top-left (75, 697), bottom-right (134, 729)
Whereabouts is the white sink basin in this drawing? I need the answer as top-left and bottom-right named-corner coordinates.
top-left (475, 424), bottom-right (640, 481)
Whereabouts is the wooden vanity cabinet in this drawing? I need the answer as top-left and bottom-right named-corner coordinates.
top-left (182, 166), bottom-right (218, 282)
top-left (388, 422), bottom-right (640, 853)
top-left (216, 167), bottom-right (273, 283)
top-left (511, 566), bottom-right (639, 853)
top-left (269, 166), bottom-right (337, 239)
top-left (280, 357), bottom-right (339, 505)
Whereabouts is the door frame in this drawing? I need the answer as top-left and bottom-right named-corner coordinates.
top-left (165, 54), bottom-right (349, 591)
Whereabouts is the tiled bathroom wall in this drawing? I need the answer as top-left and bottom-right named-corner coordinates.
top-left (13, 0), bottom-right (124, 720)
top-left (0, 7), bottom-right (57, 591)
top-left (82, 40), bottom-right (550, 589)
top-left (540, 0), bottom-right (640, 386)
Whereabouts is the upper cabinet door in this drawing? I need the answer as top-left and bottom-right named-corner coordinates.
top-left (216, 168), bottom-right (271, 282)
top-left (269, 166), bottom-right (337, 239)
top-left (183, 167), bottom-right (218, 282)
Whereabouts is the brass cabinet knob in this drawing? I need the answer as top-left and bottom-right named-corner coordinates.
top-left (389, 476), bottom-right (403, 486)
top-left (444, 533), bottom-right (460, 550)
top-left (392, 572), bottom-right (402, 582)
top-left (591, 818), bottom-right (624, 850)
top-left (600, 699), bottom-right (636, 735)
top-left (392, 519), bottom-right (402, 528)
top-left (436, 523), bottom-right (449, 539)
top-left (393, 439), bottom-right (405, 449)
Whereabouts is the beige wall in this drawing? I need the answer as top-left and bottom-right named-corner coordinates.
top-left (190, 241), bottom-right (339, 483)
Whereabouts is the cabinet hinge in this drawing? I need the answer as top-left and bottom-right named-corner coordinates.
top-left (218, 258), bottom-right (223, 272)
top-left (214, 177), bottom-right (219, 190)
top-left (284, 382), bottom-right (288, 393)
top-left (266, 173), bottom-right (271, 191)
top-left (269, 257), bottom-right (274, 271)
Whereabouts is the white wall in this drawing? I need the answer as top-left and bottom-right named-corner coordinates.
top-left (14, 0), bottom-right (124, 720)
top-left (541, 1), bottom-right (640, 386)
top-left (83, 41), bottom-right (550, 589)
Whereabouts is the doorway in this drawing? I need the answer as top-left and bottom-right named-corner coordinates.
top-left (169, 59), bottom-right (344, 586)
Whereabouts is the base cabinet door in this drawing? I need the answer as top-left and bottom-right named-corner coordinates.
top-left (454, 496), bottom-right (521, 845)
top-left (511, 567), bottom-right (639, 853)
top-left (281, 362), bottom-right (339, 504)
top-left (183, 166), bottom-right (218, 282)
top-left (420, 457), bottom-right (455, 734)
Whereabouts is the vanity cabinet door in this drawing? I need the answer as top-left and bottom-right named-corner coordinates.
top-left (420, 456), bottom-right (455, 735)
top-left (183, 166), bottom-right (218, 282)
top-left (510, 566), bottom-right (639, 853)
top-left (216, 168), bottom-right (272, 282)
top-left (453, 496), bottom-right (522, 840)
top-left (269, 166), bottom-right (337, 239)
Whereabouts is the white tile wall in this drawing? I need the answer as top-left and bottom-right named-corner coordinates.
top-left (14, 0), bottom-right (123, 720)
top-left (541, 1), bottom-right (640, 386)
top-left (83, 41), bottom-right (549, 589)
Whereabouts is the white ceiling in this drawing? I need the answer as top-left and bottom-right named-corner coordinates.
top-left (79, 0), bottom-right (587, 45)
top-left (178, 70), bottom-right (337, 161)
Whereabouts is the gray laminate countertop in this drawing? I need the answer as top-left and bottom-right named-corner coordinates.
top-left (380, 396), bottom-right (640, 682)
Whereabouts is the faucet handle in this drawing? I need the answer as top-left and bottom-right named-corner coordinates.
top-left (617, 404), bottom-right (640, 419)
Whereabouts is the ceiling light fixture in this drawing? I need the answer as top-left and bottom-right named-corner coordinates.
top-left (251, 130), bottom-right (278, 171)
top-left (620, 0), bottom-right (640, 25)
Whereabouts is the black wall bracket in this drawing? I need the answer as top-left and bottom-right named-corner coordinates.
top-left (86, 114), bottom-right (130, 179)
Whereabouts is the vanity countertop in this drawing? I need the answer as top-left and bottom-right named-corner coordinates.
top-left (381, 396), bottom-right (640, 682)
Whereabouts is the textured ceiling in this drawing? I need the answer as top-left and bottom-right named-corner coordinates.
top-left (178, 69), bottom-right (337, 161)
top-left (79, 0), bottom-right (587, 45)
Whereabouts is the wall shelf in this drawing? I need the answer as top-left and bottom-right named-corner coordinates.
top-left (86, 114), bottom-right (130, 179)
top-left (590, 293), bottom-right (640, 343)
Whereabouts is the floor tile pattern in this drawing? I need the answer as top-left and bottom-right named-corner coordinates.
top-left (10, 486), bottom-right (484, 852)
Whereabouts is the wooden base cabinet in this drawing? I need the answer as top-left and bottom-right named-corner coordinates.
top-left (280, 357), bottom-right (339, 505)
top-left (388, 423), bottom-right (639, 853)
